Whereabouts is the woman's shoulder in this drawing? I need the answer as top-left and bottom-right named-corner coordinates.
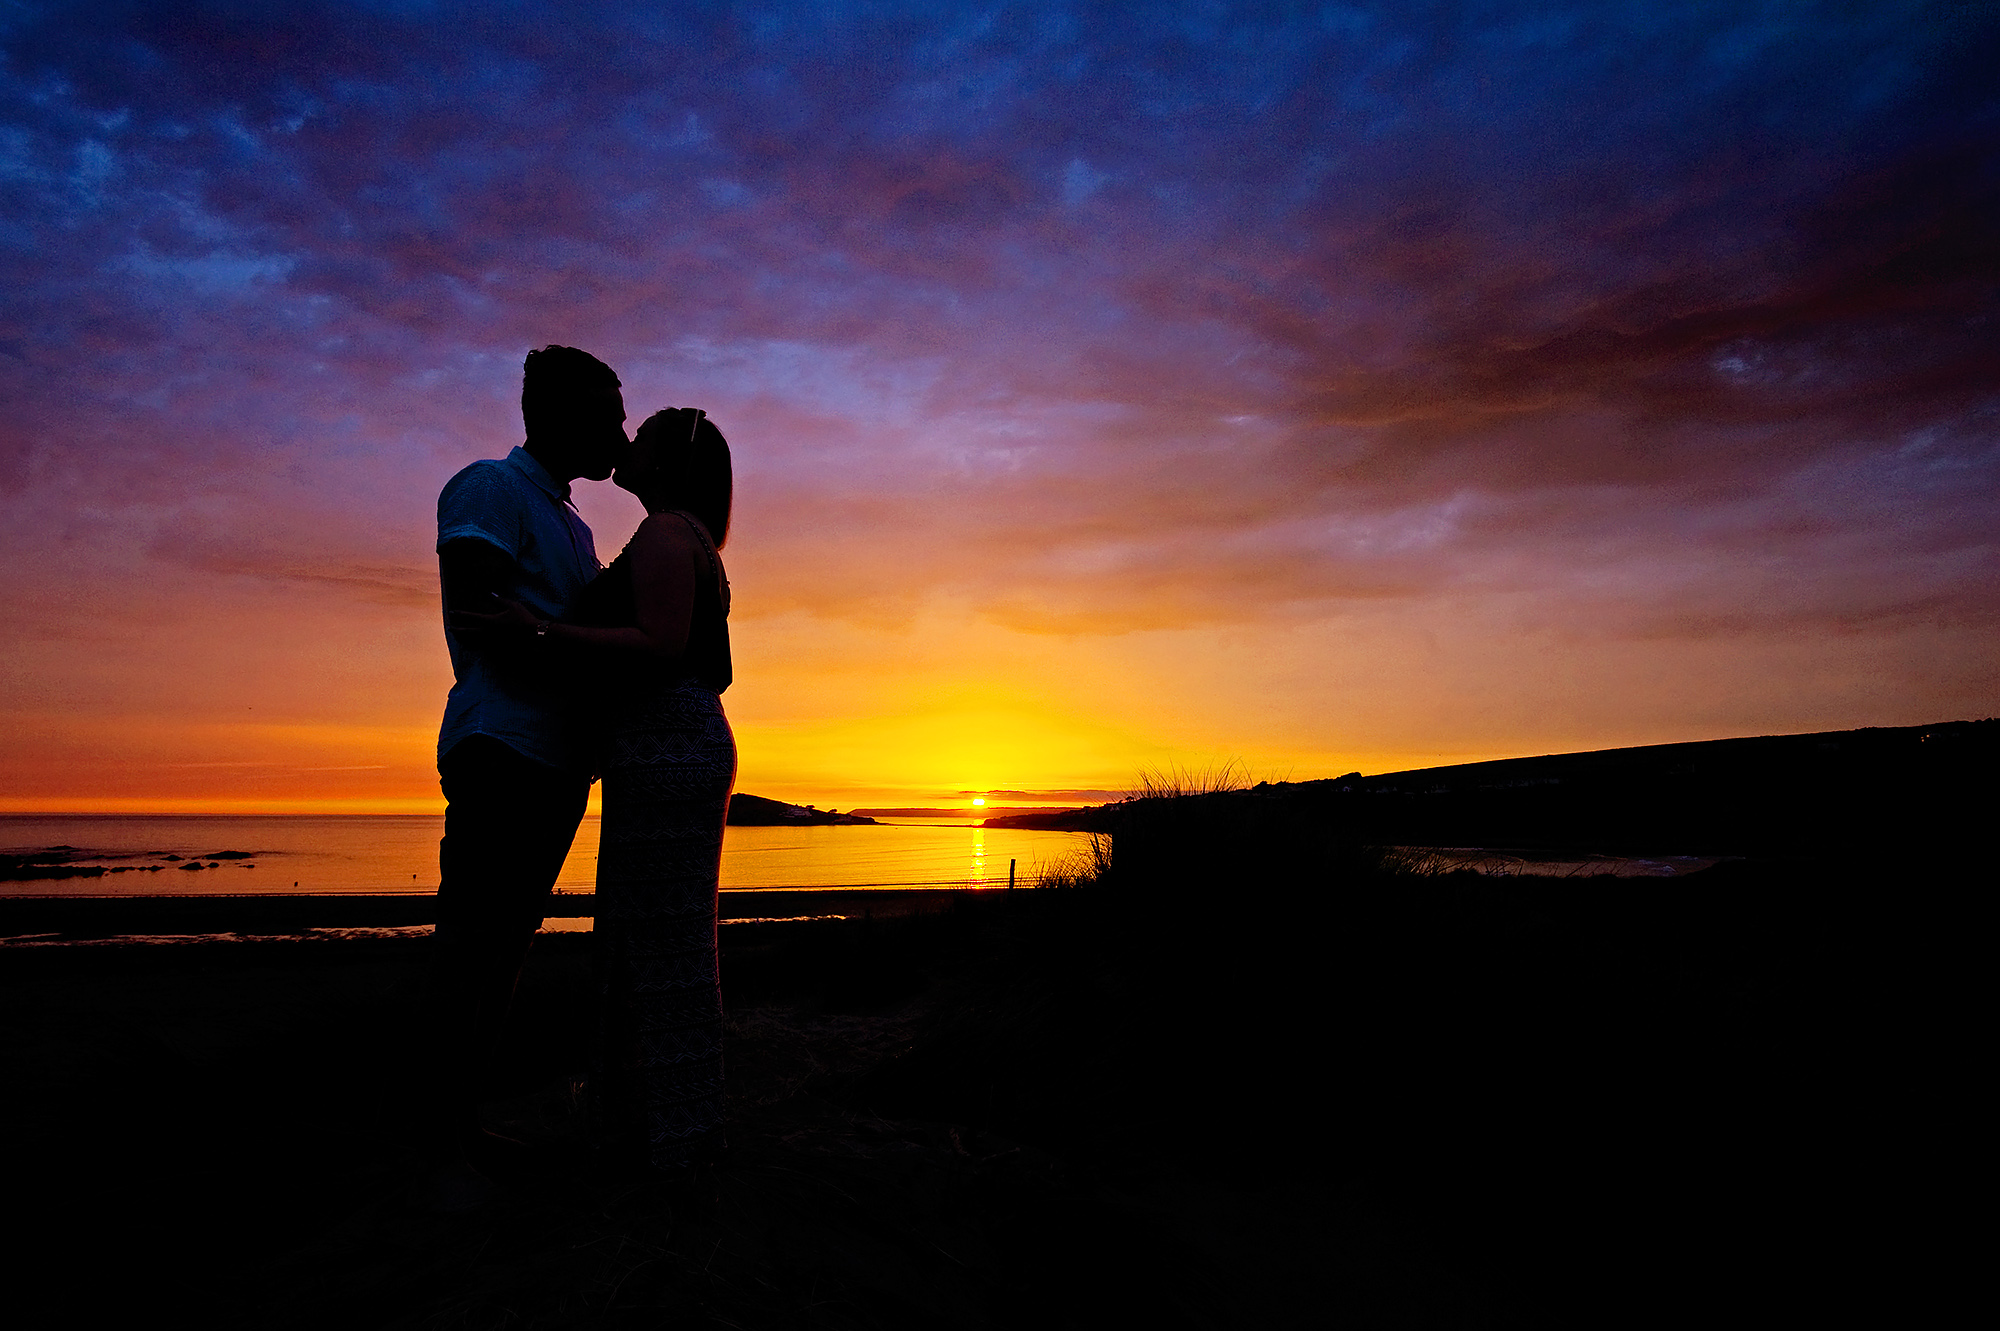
top-left (633, 510), bottom-right (708, 550)
top-left (628, 511), bottom-right (714, 576)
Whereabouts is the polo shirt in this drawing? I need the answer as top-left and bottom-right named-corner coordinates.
top-left (435, 446), bottom-right (602, 774)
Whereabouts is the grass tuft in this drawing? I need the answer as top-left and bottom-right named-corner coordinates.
top-left (1126, 758), bottom-right (1252, 800)
top-left (1031, 832), bottom-right (1114, 890)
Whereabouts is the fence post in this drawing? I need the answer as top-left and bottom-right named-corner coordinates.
top-left (1009, 858), bottom-right (1016, 890)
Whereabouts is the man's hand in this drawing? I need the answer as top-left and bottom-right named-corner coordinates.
top-left (448, 595), bottom-right (541, 638)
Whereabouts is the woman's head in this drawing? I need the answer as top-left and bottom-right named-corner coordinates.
top-left (618, 408), bottom-right (733, 546)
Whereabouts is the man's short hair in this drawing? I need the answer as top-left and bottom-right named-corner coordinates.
top-left (521, 346), bottom-right (621, 434)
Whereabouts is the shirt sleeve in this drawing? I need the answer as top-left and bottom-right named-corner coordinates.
top-left (437, 461), bottom-right (521, 557)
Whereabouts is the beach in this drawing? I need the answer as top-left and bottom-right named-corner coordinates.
top-left (3, 908), bottom-right (1404, 1328)
top-left (7, 835), bottom-right (1942, 1329)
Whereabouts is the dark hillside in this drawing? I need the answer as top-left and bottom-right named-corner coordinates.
top-left (989, 718), bottom-right (1998, 860)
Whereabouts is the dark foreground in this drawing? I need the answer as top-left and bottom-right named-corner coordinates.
top-left (3, 853), bottom-right (1960, 1328)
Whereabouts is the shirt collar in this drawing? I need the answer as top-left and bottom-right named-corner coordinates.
top-left (505, 445), bottom-right (572, 504)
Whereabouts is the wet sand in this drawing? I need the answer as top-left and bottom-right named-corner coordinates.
top-left (0, 886), bottom-right (988, 939)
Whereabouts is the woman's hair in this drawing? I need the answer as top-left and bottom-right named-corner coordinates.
top-left (638, 408), bottom-right (732, 548)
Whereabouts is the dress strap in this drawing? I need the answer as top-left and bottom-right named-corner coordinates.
top-left (664, 510), bottom-right (730, 616)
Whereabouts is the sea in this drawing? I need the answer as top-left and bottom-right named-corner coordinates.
top-left (0, 814), bottom-right (1093, 932)
top-left (0, 814), bottom-right (1729, 946)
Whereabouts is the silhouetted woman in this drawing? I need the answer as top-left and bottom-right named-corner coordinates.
top-left (466, 406), bottom-right (736, 1168)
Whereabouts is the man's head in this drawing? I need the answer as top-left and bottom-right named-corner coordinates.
top-left (521, 345), bottom-right (626, 483)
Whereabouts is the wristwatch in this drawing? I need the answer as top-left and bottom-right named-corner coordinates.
top-left (534, 620), bottom-right (553, 638)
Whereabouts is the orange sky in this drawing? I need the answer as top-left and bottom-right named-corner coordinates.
top-left (5, 454), bottom-right (1986, 814)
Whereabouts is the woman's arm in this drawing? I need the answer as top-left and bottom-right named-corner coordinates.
top-left (448, 513), bottom-right (699, 660)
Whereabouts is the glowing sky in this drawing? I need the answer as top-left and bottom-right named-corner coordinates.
top-left (3, 3), bottom-right (1996, 812)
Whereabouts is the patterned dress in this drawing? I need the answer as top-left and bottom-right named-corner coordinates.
top-left (571, 512), bottom-right (735, 1167)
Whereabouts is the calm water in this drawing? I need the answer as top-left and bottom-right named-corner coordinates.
top-left (0, 815), bottom-right (1089, 898)
top-left (0, 817), bottom-right (1714, 943)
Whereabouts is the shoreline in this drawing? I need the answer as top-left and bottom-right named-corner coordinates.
top-left (0, 885), bottom-right (1010, 942)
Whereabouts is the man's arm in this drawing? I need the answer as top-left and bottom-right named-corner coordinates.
top-left (454, 512), bottom-right (694, 660)
top-left (441, 536), bottom-right (553, 674)
top-left (439, 536), bottom-right (518, 611)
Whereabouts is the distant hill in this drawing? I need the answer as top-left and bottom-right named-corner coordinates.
top-left (726, 794), bottom-right (879, 826)
top-left (978, 808), bottom-right (1094, 830)
top-left (848, 808), bottom-right (966, 818)
top-left (866, 806), bottom-right (1083, 819)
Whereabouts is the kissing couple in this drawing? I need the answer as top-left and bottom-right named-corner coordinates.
top-left (427, 345), bottom-right (736, 1195)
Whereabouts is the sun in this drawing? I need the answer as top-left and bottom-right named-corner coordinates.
top-left (971, 796), bottom-right (986, 807)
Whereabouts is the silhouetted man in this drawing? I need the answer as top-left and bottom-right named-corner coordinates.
top-left (427, 345), bottom-right (626, 1189)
